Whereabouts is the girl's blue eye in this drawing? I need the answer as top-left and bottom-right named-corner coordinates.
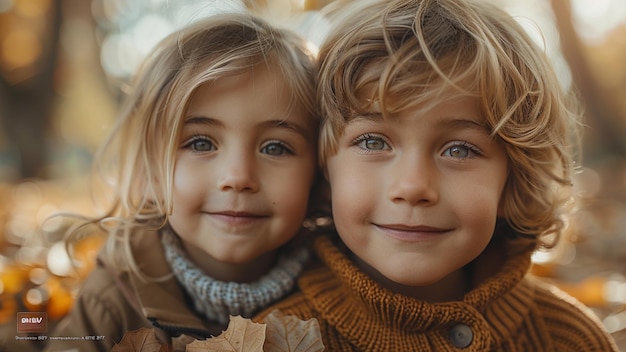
top-left (442, 144), bottom-right (477, 159)
top-left (261, 142), bottom-right (292, 156)
top-left (355, 134), bottom-right (389, 151)
top-left (186, 137), bottom-right (215, 152)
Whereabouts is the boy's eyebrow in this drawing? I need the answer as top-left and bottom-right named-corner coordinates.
top-left (349, 113), bottom-right (384, 122)
top-left (351, 114), bottom-right (489, 133)
top-left (438, 117), bottom-right (490, 133)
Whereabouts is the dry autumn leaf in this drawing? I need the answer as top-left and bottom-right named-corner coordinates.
top-left (111, 328), bottom-right (172, 352)
top-left (187, 315), bottom-right (266, 352)
top-left (263, 310), bottom-right (324, 352)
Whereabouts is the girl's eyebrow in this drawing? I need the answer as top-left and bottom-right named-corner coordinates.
top-left (184, 116), bottom-right (223, 127)
top-left (259, 119), bottom-right (312, 140)
top-left (183, 116), bottom-right (311, 140)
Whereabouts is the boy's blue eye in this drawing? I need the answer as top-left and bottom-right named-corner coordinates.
top-left (442, 144), bottom-right (477, 158)
top-left (364, 139), bottom-right (386, 150)
top-left (261, 142), bottom-right (291, 156)
top-left (355, 134), bottom-right (389, 151)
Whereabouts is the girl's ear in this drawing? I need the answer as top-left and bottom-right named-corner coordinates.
top-left (496, 192), bottom-right (510, 221)
top-left (497, 202), bottom-right (506, 218)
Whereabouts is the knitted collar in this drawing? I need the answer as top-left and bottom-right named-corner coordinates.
top-left (300, 234), bottom-right (536, 350)
top-left (161, 227), bottom-right (309, 325)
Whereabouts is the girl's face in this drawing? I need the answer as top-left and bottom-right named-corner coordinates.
top-left (326, 94), bottom-right (509, 298)
top-left (168, 64), bottom-right (316, 271)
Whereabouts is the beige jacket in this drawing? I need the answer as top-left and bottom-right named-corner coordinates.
top-left (43, 229), bottom-right (221, 352)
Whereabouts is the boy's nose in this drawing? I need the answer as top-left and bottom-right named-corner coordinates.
top-left (217, 153), bottom-right (260, 193)
top-left (387, 154), bottom-right (439, 206)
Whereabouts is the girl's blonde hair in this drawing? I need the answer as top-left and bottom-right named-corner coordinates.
top-left (318, 0), bottom-right (581, 247)
top-left (66, 12), bottom-right (318, 277)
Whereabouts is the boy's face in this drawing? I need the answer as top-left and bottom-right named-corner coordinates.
top-left (326, 95), bottom-right (508, 293)
top-left (168, 64), bottom-right (316, 272)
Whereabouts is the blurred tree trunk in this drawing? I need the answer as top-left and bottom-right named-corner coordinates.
top-left (0, 0), bottom-right (62, 179)
top-left (550, 0), bottom-right (626, 158)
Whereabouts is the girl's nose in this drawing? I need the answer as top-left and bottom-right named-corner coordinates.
top-left (217, 152), bottom-right (260, 193)
top-left (387, 153), bottom-right (439, 206)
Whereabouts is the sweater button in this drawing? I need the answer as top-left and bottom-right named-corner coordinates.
top-left (448, 323), bottom-right (473, 348)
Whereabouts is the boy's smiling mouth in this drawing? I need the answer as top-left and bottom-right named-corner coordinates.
top-left (373, 223), bottom-right (451, 242)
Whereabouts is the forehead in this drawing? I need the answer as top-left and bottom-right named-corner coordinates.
top-left (185, 66), bottom-right (315, 136)
top-left (352, 95), bottom-right (486, 130)
top-left (188, 66), bottom-right (288, 113)
top-left (352, 80), bottom-right (482, 123)
top-left (352, 57), bottom-right (477, 109)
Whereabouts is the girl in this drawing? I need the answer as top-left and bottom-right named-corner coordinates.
top-left (45, 12), bottom-right (319, 352)
top-left (255, 0), bottom-right (619, 350)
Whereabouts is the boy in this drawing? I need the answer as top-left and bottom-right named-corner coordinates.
top-left (256, 0), bottom-right (618, 350)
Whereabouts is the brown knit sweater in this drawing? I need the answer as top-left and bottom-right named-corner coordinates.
top-left (255, 234), bottom-right (618, 351)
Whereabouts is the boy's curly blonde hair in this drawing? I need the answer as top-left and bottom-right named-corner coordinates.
top-left (318, 0), bottom-right (581, 247)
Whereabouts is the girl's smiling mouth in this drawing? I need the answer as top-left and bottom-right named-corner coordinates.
top-left (208, 211), bottom-right (269, 227)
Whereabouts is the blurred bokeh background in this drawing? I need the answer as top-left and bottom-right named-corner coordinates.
top-left (0, 0), bottom-right (625, 349)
